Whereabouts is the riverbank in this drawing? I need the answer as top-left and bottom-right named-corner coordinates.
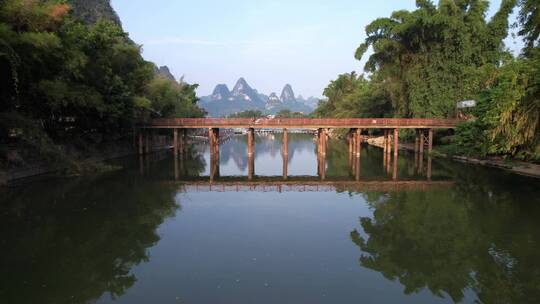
top-left (1, 138), bottom-right (173, 186)
top-left (367, 136), bottom-right (540, 179)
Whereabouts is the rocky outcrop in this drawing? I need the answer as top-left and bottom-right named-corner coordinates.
top-left (280, 84), bottom-right (296, 103)
top-left (155, 66), bottom-right (176, 82)
top-left (211, 84), bottom-right (231, 101)
top-left (68, 0), bottom-right (121, 26)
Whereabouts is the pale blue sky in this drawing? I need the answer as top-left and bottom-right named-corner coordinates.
top-left (111, 0), bottom-right (520, 98)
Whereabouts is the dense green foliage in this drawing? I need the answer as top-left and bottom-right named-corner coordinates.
top-left (227, 110), bottom-right (264, 118)
top-left (315, 0), bottom-right (539, 160)
top-left (0, 0), bottom-right (203, 168)
top-left (518, 0), bottom-right (539, 53)
top-left (320, 0), bottom-right (515, 117)
top-left (145, 76), bottom-right (205, 118)
top-left (275, 109), bottom-right (307, 118)
top-left (453, 52), bottom-right (540, 158)
top-left (313, 72), bottom-right (391, 118)
top-left (452, 1), bottom-right (540, 159)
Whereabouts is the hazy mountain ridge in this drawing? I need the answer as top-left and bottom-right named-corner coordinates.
top-left (200, 78), bottom-right (317, 117)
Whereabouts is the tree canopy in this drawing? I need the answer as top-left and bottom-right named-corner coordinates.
top-left (0, 0), bottom-right (203, 168)
top-left (355, 0), bottom-right (516, 118)
top-left (314, 0), bottom-right (539, 159)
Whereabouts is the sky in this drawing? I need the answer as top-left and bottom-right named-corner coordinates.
top-left (111, 0), bottom-right (521, 98)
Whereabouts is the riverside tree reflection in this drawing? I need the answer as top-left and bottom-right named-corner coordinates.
top-left (351, 175), bottom-right (540, 303)
top-left (0, 152), bottom-right (206, 304)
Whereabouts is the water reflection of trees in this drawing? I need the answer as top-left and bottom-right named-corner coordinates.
top-left (350, 174), bottom-right (540, 303)
top-left (0, 153), bottom-right (205, 304)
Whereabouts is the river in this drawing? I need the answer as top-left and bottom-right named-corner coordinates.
top-left (1, 133), bottom-right (540, 303)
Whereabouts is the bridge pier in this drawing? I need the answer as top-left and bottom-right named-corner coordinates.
top-left (318, 152), bottom-right (326, 181)
top-left (214, 128), bottom-right (220, 156)
top-left (181, 129), bottom-right (187, 155)
top-left (350, 130), bottom-right (356, 173)
top-left (208, 128), bottom-right (220, 156)
top-left (174, 154), bottom-right (179, 180)
top-left (387, 129), bottom-right (392, 155)
top-left (145, 130), bottom-right (151, 154)
top-left (173, 128), bottom-right (178, 155)
top-left (386, 131), bottom-right (392, 175)
top-left (138, 131), bottom-right (144, 155)
top-left (178, 128), bottom-right (185, 157)
top-left (318, 128), bottom-right (327, 156)
top-left (210, 152), bottom-right (220, 182)
top-left (415, 129), bottom-right (420, 153)
top-left (355, 128), bottom-right (362, 158)
top-left (247, 128), bottom-right (254, 156)
top-left (383, 130), bottom-right (387, 155)
top-left (283, 153), bottom-right (288, 180)
top-left (248, 153), bottom-right (255, 181)
top-left (415, 128), bottom-right (434, 156)
top-left (347, 130), bottom-right (354, 158)
top-left (355, 153), bottom-right (361, 181)
top-left (427, 155), bottom-right (432, 181)
top-left (283, 128), bottom-right (288, 156)
top-left (393, 128), bottom-right (399, 157)
top-left (393, 153), bottom-right (398, 180)
top-left (428, 129), bottom-right (434, 155)
top-left (418, 129), bottom-right (425, 155)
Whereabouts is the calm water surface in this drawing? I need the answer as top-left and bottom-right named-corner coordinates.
top-left (2, 134), bottom-right (540, 304)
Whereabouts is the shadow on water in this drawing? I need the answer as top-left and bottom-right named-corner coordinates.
top-left (1, 133), bottom-right (540, 303)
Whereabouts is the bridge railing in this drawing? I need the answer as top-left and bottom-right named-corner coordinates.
top-left (146, 118), bottom-right (461, 128)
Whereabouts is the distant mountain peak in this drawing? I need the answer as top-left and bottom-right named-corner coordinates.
top-left (211, 84), bottom-right (231, 101)
top-left (231, 78), bottom-right (259, 102)
top-left (232, 78), bottom-right (251, 95)
top-left (268, 92), bottom-right (280, 101)
top-left (280, 84), bottom-right (296, 103)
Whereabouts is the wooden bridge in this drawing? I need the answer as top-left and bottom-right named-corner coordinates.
top-left (144, 118), bottom-right (460, 130)
top-left (139, 118), bottom-right (459, 181)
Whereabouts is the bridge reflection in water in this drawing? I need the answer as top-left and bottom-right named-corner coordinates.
top-left (204, 143), bottom-right (432, 183)
top-left (168, 178), bottom-right (453, 193)
top-left (160, 149), bottom-right (444, 193)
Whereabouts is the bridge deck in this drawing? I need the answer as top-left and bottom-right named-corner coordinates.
top-left (145, 118), bottom-right (460, 129)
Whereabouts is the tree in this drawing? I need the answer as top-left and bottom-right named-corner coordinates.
top-left (354, 0), bottom-right (517, 118)
top-left (313, 72), bottom-right (391, 119)
top-left (0, 0), bottom-right (204, 169)
top-left (144, 76), bottom-right (204, 118)
top-left (453, 0), bottom-right (540, 159)
top-left (518, 0), bottom-right (540, 53)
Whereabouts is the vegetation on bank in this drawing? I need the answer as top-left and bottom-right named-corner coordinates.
top-left (314, 0), bottom-right (539, 161)
top-left (227, 110), bottom-right (265, 118)
top-left (227, 109), bottom-right (308, 119)
top-left (0, 0), bottom-right (204, 172)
